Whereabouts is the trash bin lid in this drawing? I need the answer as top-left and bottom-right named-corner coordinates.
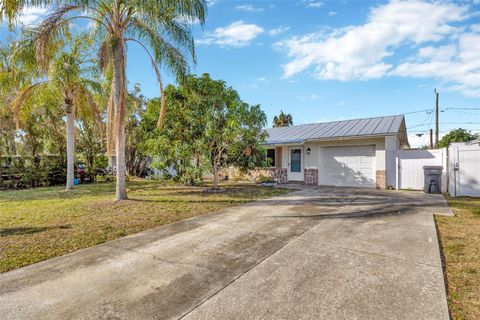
top-left (423, 166), bottom-right (443, 170)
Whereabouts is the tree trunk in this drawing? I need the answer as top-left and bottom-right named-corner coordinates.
top-left (8, 130), bottom-right (17, 155)
top-left (65, 101), bottom-right (75, 191)
top-left (106, 85), bottom-right (115, 173)
top-left (112, 39), bottom-right (128, 200)
top-left (212, 161), bottom-right (219, 190)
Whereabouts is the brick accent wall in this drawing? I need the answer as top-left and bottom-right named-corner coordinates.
top-left (304, 168), bottom-right (319, 186)
top-left (274, 168), bottom-right (288, 184)
top-left (376, 170), bottom-right (386, 189)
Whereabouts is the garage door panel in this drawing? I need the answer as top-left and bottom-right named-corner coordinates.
top-left (319, 146), bottom-right (376, 188)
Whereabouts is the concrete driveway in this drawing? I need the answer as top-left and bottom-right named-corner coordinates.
top-left (0, 187), bottom-right (452, 320)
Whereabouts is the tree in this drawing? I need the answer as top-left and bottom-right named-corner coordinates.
top-left (125, 84), bottom-right (149, 177)
top-left (273, 110), bottom-right (293, 128)
top-left (31, 0), bottom-right (206, 200)
top-left (12, 32), bottom-right (99, 190)
top-left (145, 74), bottom-right (268, 188)
top-left (145, 81), bottom-right (209, 185)
top-left (438, 128), bottom-right (478, 148)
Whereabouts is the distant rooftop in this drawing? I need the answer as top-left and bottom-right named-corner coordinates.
top-left (265, 115), bottom-right (407, 145)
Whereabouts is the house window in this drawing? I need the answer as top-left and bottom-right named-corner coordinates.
top-left (267, 149), bottom-right (275, 167)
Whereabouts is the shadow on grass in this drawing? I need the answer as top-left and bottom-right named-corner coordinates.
top-left (0, 225), bottom-right (70, 236)
top-left (127, 198), bottom-right (247, 204)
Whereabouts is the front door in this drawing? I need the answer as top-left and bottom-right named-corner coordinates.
top-left (288, 147), bottom-right (303, 181)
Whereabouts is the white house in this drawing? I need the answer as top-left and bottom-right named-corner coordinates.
top-left (264, 115), bottom-right (409, 189)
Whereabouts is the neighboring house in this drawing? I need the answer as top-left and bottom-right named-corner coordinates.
top-left (264, 115), bottom-right (409, 189)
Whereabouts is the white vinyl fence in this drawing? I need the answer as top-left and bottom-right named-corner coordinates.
top-left (396, 148), bottom-right (447, 192)
top-left (449, 142), bottom-right (480, 197)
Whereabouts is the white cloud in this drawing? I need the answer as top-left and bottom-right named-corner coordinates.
top-left (13, 6), bottom-right (48, 26)
top-left (328, 11), bottom-right (338, 16)
top-left (197, 21), bottom-right (264, 47)
top-left (256, 77), bottom-right (268, 82)
top-left (303, 1), bottom-right (324, 9)
top-left (268, 26), bottom-right (290, 36)
top-left (298, 93), bottom-right (321, 101)
top-left (236, 5), bottom-right (264, 12)
top-left (394, 32), bottom-right (480, 96)
top-left (274, 0), bottom-right (479, 96)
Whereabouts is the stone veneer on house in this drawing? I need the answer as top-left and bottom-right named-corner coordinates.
top-left (376, 170), bottom-right (386, 189)
top-left (304, 168), bottom-right (319, 186)
top-left (274, 168), bottom-right (288, 184)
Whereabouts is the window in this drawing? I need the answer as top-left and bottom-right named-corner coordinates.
top-left (267, 149), bottom-right (275, 167)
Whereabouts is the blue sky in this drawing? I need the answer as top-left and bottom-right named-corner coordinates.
top-left (2, 0), bottom-right (480, 147)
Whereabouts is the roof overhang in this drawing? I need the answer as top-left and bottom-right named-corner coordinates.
top-left (262, 133), bottom-right (398, 147)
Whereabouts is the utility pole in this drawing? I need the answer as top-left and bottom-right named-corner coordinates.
top-left (435, 89), bottom-right (439, 148)
top-left (430, 129), bottom-right (433, 149)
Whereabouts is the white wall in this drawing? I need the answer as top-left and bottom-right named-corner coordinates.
top-left (385, 136), bottom-right (398, 188)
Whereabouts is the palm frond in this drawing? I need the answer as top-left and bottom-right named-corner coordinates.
top-left (35, 5), bottom-right (80, 73)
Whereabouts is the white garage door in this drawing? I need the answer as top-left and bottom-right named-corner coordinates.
top-left (319, 146), bottom-right (376, 187)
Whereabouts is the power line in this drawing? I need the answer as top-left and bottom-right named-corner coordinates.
top-left (402, 108), bottom-right (434, 115)
top-left (441, 122), bottom-right (480, 125)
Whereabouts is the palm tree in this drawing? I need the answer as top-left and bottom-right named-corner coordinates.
top-left (12, 33), bottom-right (99, 191)
top-left (30, 0), bottom-right (207, 200)
top-left (273, 110), bottom-right (293, 128)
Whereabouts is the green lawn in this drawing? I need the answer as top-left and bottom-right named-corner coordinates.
top-left (436, 197), bottom-right (480, 320)
top-left (0, 180), bottom-right (289, 273)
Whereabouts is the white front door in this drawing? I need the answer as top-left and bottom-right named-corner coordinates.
top-left (288, 147), bottom-right (303, 181)
top-left (319, 145), bottom-right (376, 187)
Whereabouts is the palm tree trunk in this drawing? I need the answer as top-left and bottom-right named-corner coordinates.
top-left (112, 39), bottom-right (128, 200)
top-left (106, 85), bottom-right (115, 173)
top-left (65, 101), bottom-right (75, 191)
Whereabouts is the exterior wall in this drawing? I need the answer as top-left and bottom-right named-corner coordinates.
top-left (303, 137), bottom-right (386, 170)
top-left (385, 135), bottom-right (398, 188)
top-left (376, 170), bottom-right (386, 189)
top-left (304, 168), bottom-right (318, 186)
top-left (273, 137), bottom-right (388, 186)
top-left (275, 146), bottom-right (283, 169)
top-left (281, 146), bottom-right (289, 169)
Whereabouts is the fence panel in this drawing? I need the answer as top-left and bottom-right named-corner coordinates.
top-left (397, 149), bottom-right (446, 191)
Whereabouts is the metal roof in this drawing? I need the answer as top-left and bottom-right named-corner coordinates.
top-left (265, 115), bottom-right (406, 145)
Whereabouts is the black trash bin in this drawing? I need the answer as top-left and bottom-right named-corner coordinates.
top-left (423, 166), bottom-right (442, 194)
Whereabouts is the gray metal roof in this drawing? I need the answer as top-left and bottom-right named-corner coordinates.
top-left (265, 115), bottom-right (406, 145)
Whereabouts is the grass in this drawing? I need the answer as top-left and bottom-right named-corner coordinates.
top-left (435, 197), bottom-right (480, 320)
top-left (0, 180), bottom-right (290, 273)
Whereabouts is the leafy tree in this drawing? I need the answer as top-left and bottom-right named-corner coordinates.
top-left (145, 82), bottom-right (209, 185)
top-left (125, 84), bottom-right (149, 177)
top-left (147, 74), bottom-right (267, 189)
top-left (438, 128), bottom-right (478, 148)
top-left (273, 110), bottom-right (293, 127)
top-left (17, 0), bottom-right (207, 200)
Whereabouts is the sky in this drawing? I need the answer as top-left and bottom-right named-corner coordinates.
top-left (2, 0), bottom-right (480, 147)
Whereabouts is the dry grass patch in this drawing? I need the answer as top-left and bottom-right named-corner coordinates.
top-left (0, 180), bottom-right (290, 273)
top-left (435, 197), bottom-right (480, 320)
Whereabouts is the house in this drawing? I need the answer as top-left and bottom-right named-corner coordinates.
top-left (264, 115), bottom-right (409, 189)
